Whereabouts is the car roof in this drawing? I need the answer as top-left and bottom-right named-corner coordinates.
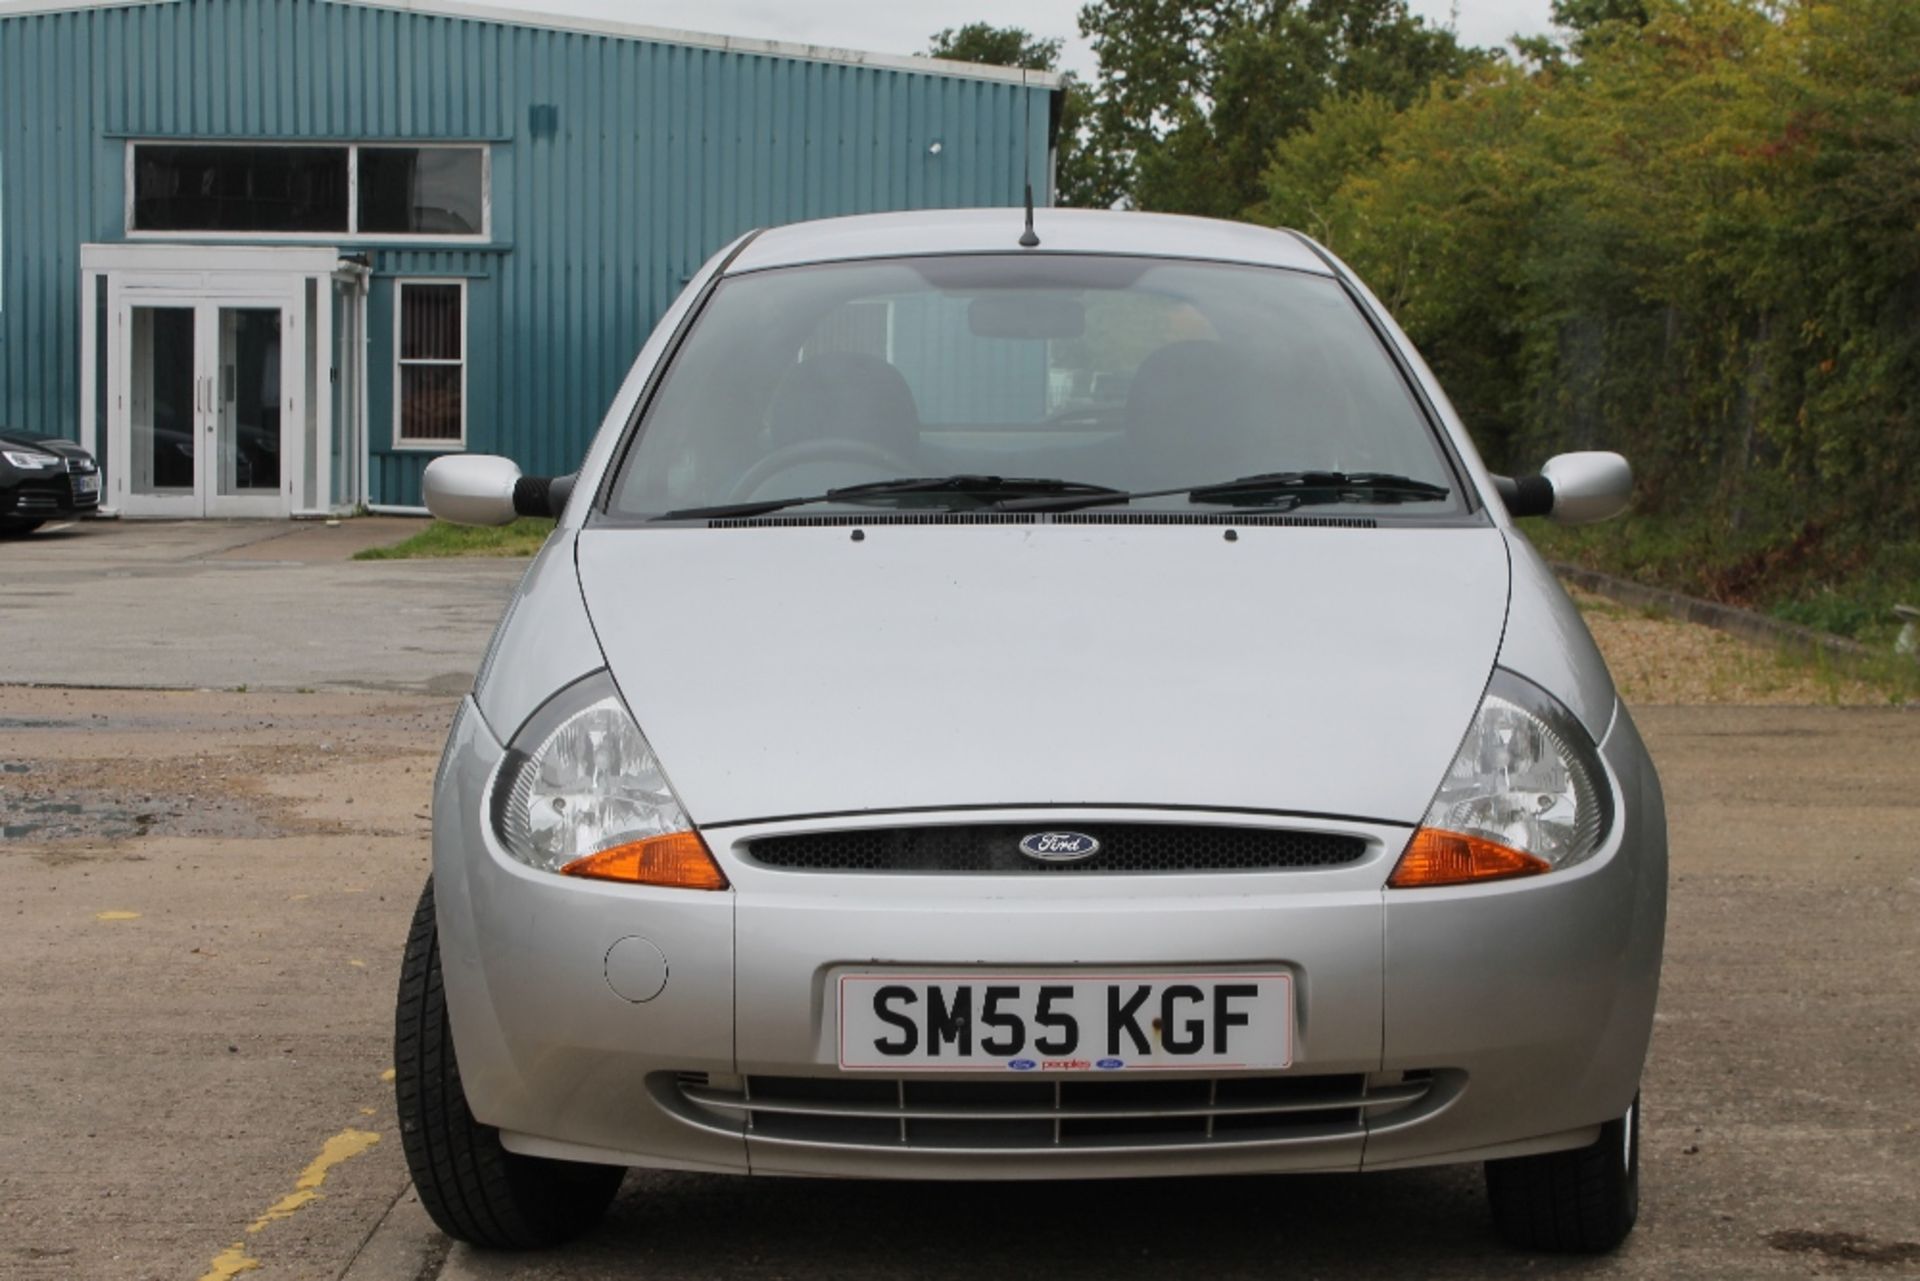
top-left (726, 208), bottom-right (1334, 276)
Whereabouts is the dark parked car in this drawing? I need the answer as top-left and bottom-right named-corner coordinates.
top-left (0, 430), bottom-right (100, 533)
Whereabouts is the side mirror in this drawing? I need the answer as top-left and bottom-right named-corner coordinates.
top-left (423, 455), bottom-right (577, 525)
top-left (1493, 451), bottom-right (1632, 525)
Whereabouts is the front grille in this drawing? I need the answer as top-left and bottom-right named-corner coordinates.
top-left (747, 823), bottom-right (1368, 874)
top-left (6, 471), bottom-right (96, 515)
top-left (670, 1071), bottom-right (1442, 1152)
top-left (12, 491), bottom-right (60, 514)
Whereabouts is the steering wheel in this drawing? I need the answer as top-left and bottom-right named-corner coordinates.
top-left (726, 437), bottom-right (920, 503)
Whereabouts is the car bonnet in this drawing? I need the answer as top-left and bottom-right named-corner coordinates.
top-left (577, 522), bottom-right (1509, 827)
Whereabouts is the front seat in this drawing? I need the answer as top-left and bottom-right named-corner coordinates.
top-left (768, 352), bottom-right (921, 461)
top-left (1125, 340), bottom-right (1276, 483)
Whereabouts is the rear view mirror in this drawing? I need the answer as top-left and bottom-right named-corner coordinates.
top-left (1495, 451), bottom-right (1632, 525)
top-left (968, 294), bottom-right (1085, 341)
top-left (424, 456), bottom-right (579, 525)
top-left (424, 455), bottom-right (521, 526)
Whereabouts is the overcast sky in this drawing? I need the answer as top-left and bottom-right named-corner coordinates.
top-left (512, 1), bottom-right (1560, 76)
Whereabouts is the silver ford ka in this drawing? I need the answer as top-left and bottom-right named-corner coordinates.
top-left (397, 208), bottom-right (1666, 1257)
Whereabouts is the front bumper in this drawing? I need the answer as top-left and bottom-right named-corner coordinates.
top-left (432, 699), bottom-right (1665, 1179)
top-left (1, 465), bottom-right (100, 520)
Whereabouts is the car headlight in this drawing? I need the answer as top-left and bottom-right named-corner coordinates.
top-left (490, 671), bottom-right (727, 889)
top-left (1389, 669), bottom-right (1613, 888)
top-left (3, 449), bottom-right (61, 469)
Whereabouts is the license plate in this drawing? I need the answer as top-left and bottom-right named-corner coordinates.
top-left (837, 972), bottom-right (1293, 1072)
top-left (73, 473), bottom-right (99, 496)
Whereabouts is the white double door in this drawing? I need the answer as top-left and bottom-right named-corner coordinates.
top-left (113, 285), bottom-right (302, 518)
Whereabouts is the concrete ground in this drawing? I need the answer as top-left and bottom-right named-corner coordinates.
top-left (1, 518), bottom-right (1916, 1280)
top-left (0, 518), bottom-right (523, 695)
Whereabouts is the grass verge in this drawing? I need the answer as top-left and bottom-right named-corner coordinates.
top-left (352, 518), bottom-right (555, 560)
top-left (1528, 516), bottom-right (1920, 649)
top-left (1536, 514), bottom-right (1920, 704)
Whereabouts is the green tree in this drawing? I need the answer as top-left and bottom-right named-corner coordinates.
top-left (1550, 0), bottom-right (1650, 31)
top-left (1255, 0), bottom-right (1920, 550)
top-left (927, 22), bottom-right (1063, 69)
top-left (1077, 0), bottom-right (1485, 217)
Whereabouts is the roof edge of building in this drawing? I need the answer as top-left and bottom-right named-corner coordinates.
top-left (0, 0), bottom-right (1070, 89)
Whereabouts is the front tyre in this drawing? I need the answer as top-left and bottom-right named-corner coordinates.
top-left (1485, 1095), bottom-right (1639, 1253)
top-left (394, 877), bottom-right (624, 1248)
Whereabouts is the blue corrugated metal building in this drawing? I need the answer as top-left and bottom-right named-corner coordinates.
top-left (0, 0), bottom-right (1059, 515)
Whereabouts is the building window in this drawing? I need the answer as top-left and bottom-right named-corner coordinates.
top-left (130, 143), bottom-right (488, 239)
top-left (396, 281), bottom-right (466, 448)
top-left (133, 145), bottom-right (350, 233)
top-left (358, 147), bottom-right (486, 235)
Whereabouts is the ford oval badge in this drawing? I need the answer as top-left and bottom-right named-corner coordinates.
top-left (1018, 831), bottom-right (1101, 862)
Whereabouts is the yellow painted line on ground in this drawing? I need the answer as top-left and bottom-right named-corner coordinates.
top-left (94, 910), bottom-right (141, 921)
top-left (194, 1128), bottom-right (381, 1281)
top-left (247, 1128), bottom-right (382, 1230)
top-left (199, 1243), bottom-right (259, 1279)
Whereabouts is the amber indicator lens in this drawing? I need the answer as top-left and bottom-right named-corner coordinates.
top-left (1387, 827), bottom-right (1551, 889)
top-left (561, 831), bottom-right (729, 890)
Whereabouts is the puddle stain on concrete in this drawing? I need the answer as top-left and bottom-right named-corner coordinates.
top-left (193, 1127), bottom-right (382, 1281)
top-left (2, 796), bottom-right (169, 842)
top-left (3, 800), bottom-right (88, 839)
top-left (1767, 1228), bottom-right (1920, 1266)
top-left (0, 787), bottom-right (281, 845)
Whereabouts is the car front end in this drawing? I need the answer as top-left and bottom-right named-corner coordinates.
top-left (397, 208), bottom-right (1666, 1255)
top-left (427, 527), bottom-right (1663, 1185)
top-left (0, 433), bottom-right (102, 530)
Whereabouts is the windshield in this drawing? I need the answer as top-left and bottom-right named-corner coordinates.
top-left (607, 254), bottom-right (1461, 519)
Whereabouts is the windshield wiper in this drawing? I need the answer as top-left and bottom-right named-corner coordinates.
top-left (999, 470), bottom-right (1450, 513)
top-left (1185, 471), bottom-right (1452, 506)
top-left (654, 475), bottom-right (1128, 522)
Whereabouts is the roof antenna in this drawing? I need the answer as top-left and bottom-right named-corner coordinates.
top-left (1018, 69), bottom-right (1040, 247)
top-left (1020, 182), bottom-right (1040, 248)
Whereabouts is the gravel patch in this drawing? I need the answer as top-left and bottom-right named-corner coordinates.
top-left (1574, 590), bottom-right (1902, 706)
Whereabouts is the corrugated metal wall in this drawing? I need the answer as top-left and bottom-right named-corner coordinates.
top-left (0, 0), bottom-right (1056, 504)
